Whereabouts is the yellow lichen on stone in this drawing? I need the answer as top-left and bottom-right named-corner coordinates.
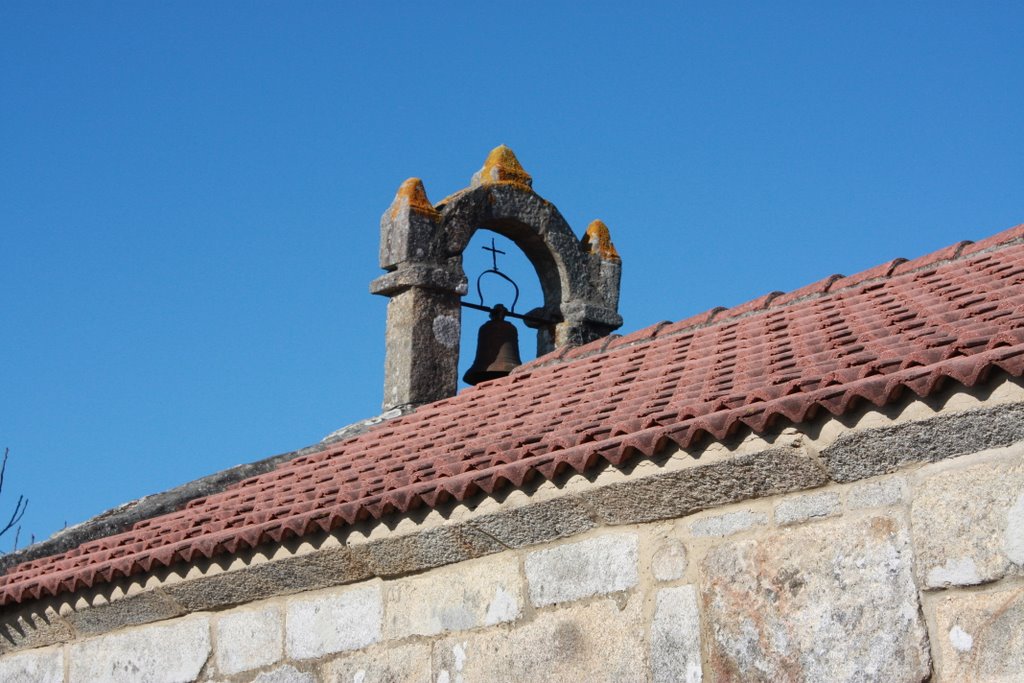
top-left (390, 178), bottom-right (439, 219)
top-left (582, 220), bottom-right (620, 261)
top-left (471, 145), bottom-right (533, 189)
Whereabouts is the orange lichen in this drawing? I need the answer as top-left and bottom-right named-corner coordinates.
top-left (390, 178), bottom-right (439, 219)
top-left (582, 220), bottom-right (620, 261)
top-left (471, 145), bottom-right (533, 189)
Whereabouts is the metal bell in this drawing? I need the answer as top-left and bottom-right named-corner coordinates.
top-left (463, 304), bottom-right (522, 385)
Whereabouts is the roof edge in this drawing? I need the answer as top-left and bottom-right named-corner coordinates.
top-left (0, 408), bottom-right (409, 574)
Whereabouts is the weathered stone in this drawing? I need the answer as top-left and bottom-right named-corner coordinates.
top-left (651, 585), bottom-right (702, 683)
top-left (470, 144), bottom-right (533, 189)
top-left (68, 614), bottom-right (211, 683)
top-left (214, 604), bottom-right (283, 675)
top-left (847, 475), bottom-right (907, 509)
top-left (246, 546), bottom-right (372, 595)
top-left (701, 515), bottom-right (930, 682)
top-left (0, 603), bottom-right (74, 654)
top-left (932, 586), bottom-right (1024, 682)
top-left (353, 524), bottom-right (504, 578)
top-left (651, 538), bottom-right (688, 582)
top-left (378, 286), bottom-right (463, 411)
top-left (384, 555), bottom-right (521, 639)
top-left (66, 588), bottom-right (185, 636)
top-left (378, 178), bottom-right (440, 270)
top-left (321, 407), bottom-right (410, 444)
top-left (774, 491), bottom-right (840, 526)
top-left (432, 596), bottom-right (646, 681)
top-left (252, 664), bottom-right (316, 683)
top-left (525, 532), bottom-right (638, 607)
top-left (369, 264), bottom-right (466, 298)
top-left (322, 642), bottom-right (431, 683)
top-left (0, 646), bottom-right (63, 683)
top-left (582, 221), bottom-right (622, 316)
top-left (1007, 491), bottom-right (1024, 565)
top-left (285, 582), bottom-right (381, 660)
top-left (164, 565), bottom-right (276, 612)
top-left (821, 402), bottom-right (1024, 482)
top-left (690, 509), bottom-right (767, 537)
top-left (584, 445), bottom-right (829, 526)
top-left (911, 454), bottom-right (1024, 588)
top-left (468, 495), bottom-right (595, 549)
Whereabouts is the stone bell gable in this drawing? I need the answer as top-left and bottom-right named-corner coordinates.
top-left (0, 153), bottom-right (1023, 681)
top-left (371, 146), bottom-right (622, 410)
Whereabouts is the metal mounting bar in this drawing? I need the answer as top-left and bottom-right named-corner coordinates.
top-left (460, 301), bottom-right (555, 326)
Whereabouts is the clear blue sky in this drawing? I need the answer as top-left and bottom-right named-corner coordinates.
top-left (2, 3), bottom-right (1022, 546)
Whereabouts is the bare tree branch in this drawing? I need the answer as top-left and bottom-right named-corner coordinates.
top-left (0, 495), bottom-right (27, 538)
top-left (0, 447), bottom-right (29, 551)
top-left (0, 447), bottom-right (9, 496)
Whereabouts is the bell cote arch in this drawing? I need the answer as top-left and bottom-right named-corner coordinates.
top-left (370, 146), bottom-right (623, 411)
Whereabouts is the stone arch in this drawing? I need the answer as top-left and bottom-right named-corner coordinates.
top-left (437, 183), bottom-right (592, 348)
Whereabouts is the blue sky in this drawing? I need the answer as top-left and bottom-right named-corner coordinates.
top-left (2, 2), bottom-right (1022, 546)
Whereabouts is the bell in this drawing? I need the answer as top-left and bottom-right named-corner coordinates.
top-left (463, 304), bottom-right (523, 385)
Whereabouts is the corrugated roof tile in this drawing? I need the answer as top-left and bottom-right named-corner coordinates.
top-left (4, 224), bottom-right (1024, 605)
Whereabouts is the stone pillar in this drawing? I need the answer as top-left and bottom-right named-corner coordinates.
top-left (376, 281), bottom-right (463, 411)
top-left (554, 220), bottom-right (623, 348)
top-left (371, 180), bottom-right (467, 411)
top-left (583, 220), bottom-right (623, 314)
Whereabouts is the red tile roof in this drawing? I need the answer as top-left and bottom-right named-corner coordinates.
top-left (4, 225), bottom-right (1024, 606)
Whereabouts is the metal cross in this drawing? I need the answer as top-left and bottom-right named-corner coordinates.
top-left (482, 238), bottom-right (506, 271)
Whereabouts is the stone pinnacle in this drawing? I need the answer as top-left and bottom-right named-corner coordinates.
top-left (582, 220), bottom-right (620, 261)
top-left (470, 145), bottom-right (533, 189)
top-left (389, 178), bottom-right (438, 219)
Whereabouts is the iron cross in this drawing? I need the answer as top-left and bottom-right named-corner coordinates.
top-left (482, 237), bottom-right (506, 271)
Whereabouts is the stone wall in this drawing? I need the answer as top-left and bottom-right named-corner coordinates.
top-left (2, 384), bottom-right (1024, 682)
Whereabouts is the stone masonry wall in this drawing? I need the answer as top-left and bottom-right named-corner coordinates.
top-left (2, 438), bottom-right (1021, 682)
top-left (3, 381), bottom-right (1024, 682)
